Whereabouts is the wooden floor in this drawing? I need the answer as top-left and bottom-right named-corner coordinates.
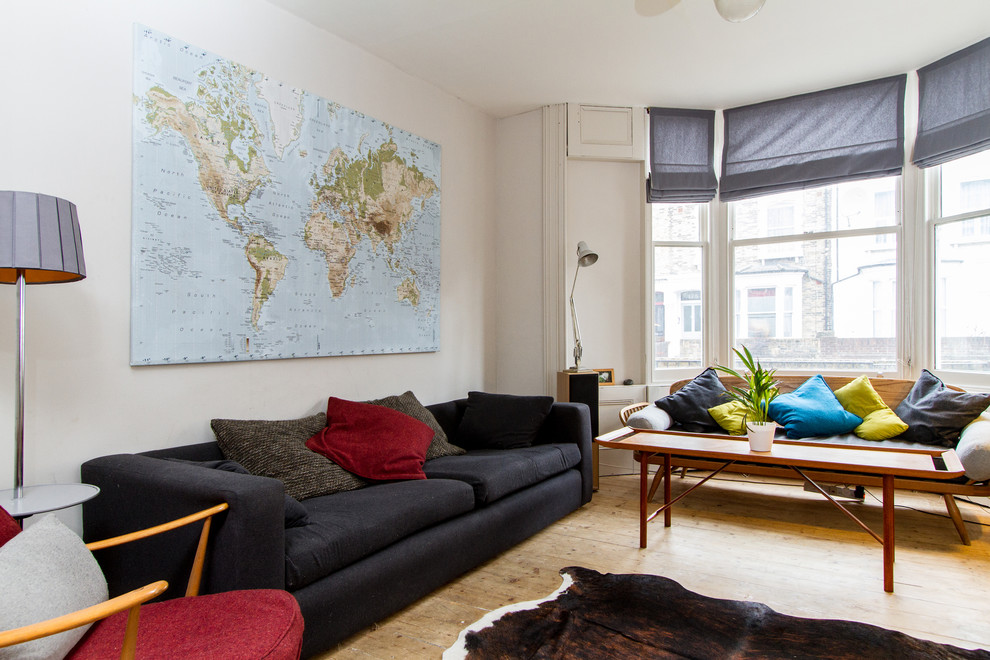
top-left (317, 471), bottom-right (990, 658)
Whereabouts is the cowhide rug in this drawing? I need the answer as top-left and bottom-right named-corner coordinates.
top-left (444, 567), bottom-right (990, 659)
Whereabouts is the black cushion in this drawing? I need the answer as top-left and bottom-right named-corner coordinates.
top-left (283, 479), bottom-right (475, 590)
top-left (655, 368), bottom-right (730, 433)
top-left (454, 391), bottom-right (554, 450)
top-left (167, 459), bottom-right (311, 528)
top-left (894, 370), bottom-right (990, 447)
top-left (423, 444), bottom-right (581, 505)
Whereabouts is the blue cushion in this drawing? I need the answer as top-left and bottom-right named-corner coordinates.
top-left (768, 375), bottom-right (862, 439)
top-left (423, 444), bottom-right (581, 505)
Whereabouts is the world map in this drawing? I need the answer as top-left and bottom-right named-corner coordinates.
top-left (130, 25), bottom-right (441, 365)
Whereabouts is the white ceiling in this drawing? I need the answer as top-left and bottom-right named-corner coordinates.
top-left (265, 0), bottom-right (990, 118)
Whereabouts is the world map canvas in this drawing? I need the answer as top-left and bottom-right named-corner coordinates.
top-left (131, 25), bottom-right (441, 365)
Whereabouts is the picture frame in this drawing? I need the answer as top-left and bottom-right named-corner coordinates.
top-left (594, 368), bottom-right (615, 385)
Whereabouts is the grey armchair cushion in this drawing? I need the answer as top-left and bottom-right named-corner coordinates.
top-left (211, 413), bottom-right (367, 500)
top-left (0, 515), bottom-right (108, 660)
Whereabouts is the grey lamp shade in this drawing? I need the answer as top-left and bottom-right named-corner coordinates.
top-left (0, 191), bottom-right (86, 284)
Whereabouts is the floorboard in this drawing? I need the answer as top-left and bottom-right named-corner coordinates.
top-left (315, 471), bottom-right (990, 658)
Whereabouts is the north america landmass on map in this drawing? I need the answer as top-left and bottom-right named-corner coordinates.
top-left (131, 25), bottom-right (441, 364)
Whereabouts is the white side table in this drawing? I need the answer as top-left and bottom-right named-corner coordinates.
top-left (0, 484), bottom-right (100, 520)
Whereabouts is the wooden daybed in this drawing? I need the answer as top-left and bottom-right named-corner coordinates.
top-left (620, 375), bottom-right (990, 545)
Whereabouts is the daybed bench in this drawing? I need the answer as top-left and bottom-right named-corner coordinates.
top-left (621, 372), bottom-right (990, 545)
top-left (80, 392), bottom-right (592, 658)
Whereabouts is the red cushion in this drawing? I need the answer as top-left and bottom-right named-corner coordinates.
top-left (0, 507), bottom-right (20, 547)
top-left (67, 589), bottom-right (303, 660)
top-left (305, 397), bottom-right (434, 480)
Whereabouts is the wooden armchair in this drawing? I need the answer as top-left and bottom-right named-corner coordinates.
top-left (0, 503), bottom-right (303, 660)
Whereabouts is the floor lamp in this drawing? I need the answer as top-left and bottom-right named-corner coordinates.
top-left (568, 241), bottom-right (599, 371)
top-left (0, 191), bottom-right (86, 500)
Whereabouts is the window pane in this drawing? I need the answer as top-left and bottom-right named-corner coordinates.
top-left (935, 215), bottom-right (990, 372)
top-left (941, 150), bottom-right (990, 217)
top-left (654, 246), bottom-right (702, 369)
top-left (733, 235), bottom-right (897, 371)
top-left (733, 178), bottom-right (898, 240)
top-left (652, 204), bottom-right (700, 241)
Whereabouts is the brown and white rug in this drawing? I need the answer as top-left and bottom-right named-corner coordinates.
top-left (445, 566), bottom-right (990, 659)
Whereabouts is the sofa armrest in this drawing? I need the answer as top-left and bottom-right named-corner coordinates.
top-left (81, 454), bottom-right (286, 598)
top-left (537, 402), bottom-right (593, 504)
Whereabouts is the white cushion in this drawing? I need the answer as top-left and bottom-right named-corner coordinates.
top-left (626, 405), bottom-right (673, 431)
top-left (957, 408), bottom-right (990, 482)
top-left (0, 515), bottom-right (108, 660)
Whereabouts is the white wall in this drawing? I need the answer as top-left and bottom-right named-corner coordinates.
top-left (494, 110), bottom-right (546, 395)
top-left (0, 0), bottom-right (497, 529)
top-left (565, 159), bottom-right (645, 385)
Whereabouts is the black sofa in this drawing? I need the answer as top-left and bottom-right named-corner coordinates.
top-left (81, 397), bottom-right (592, 658)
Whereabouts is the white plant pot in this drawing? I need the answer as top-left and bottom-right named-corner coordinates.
top-left (746, 421), bottom-right (775, 452)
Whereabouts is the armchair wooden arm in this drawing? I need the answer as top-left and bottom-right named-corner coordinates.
top-left (0, 581), bottom-right (167, 653)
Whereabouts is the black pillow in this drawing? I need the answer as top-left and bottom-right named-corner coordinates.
top-left (167, 458), bottom-right (311, 528)
top-left (655, 367), bottom-right (730, 433)
top-left (455, 391), bottom-right (554, 450)
top-left (894, 370), bottom-right (990, 448)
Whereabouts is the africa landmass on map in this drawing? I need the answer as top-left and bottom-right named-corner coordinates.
top-left (130, 25), bottom-right (441, 365)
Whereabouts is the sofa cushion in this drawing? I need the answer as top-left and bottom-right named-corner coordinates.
top-left (454, 391), bottom-right (554, 450)
top-left (167, 459), bottom-right (311, 528)
top-left (212, 413), bottom-right (367, 500)
top-left (655, 368), bottom-right (729, 433)
top-left (283, 479), bottom-right (476, 590)
top-left (768, 375), bottom-right (862, 439)
top-left (306, 397), bottom-right (434, 481)
top-left (423, 444), bottom-right (582, 505)
top-left (626, 405), bottom-right (673, 431)
top-left (708, 400), bottom-right (748, 435)
top-left (894, 370), bottom-right (990, 448)
top-left (0, 515), bottom-right (109, 660)
top-left (833, 375), bottom-right (908, 441)
top-left (0, 506), bottom-right (19, 547)
top-left (957, 411), bottom-right (990, 482)
top-left (367, 391), bottom-right (466, 460)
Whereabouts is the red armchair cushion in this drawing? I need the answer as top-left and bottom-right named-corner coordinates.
top-left (0, 507), bottom-right (19, 547)
top-left (306, 397), bottom-right (434, 481)
top-left (67, 589), bottom-right (303, 659)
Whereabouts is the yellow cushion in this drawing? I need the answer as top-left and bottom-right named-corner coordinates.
top-left (833, 375), bottom-right (908, 440)
top-left (708, 400), bottom-right (748, 436)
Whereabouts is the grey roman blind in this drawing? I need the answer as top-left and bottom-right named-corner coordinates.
top-left (647, 108), bottom-right (717, 203)
top-left (913, 36), bottom-right (990, 169)
top-left (720, 75), bottom-right (906, 202)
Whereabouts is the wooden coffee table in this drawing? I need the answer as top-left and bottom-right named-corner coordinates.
top-left (596, 428), bottom-right (966, 592)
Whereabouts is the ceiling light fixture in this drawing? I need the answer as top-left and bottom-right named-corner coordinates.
top-left (713, 0), bottom-right (766, 22)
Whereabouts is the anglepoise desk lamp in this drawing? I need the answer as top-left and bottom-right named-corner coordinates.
top-left (568, 241), bottom-right (599, 371)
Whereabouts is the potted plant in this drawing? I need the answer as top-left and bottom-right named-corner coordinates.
top-left (715, 345), bottom-right (780, 451)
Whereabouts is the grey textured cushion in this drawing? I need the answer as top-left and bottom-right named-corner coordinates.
top-left (957, 411), bottom-right (990, 482)
top-left (0, 515), bottom-right (108, 660)
top-left (212, 413), bottom-right (367, 500)
top-left (627, 405), bottom-right (673, 431)
top-left (367, 391), bottom-right (465, 460)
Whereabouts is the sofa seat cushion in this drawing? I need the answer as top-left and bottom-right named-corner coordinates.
top-left (423, 444), bottom-right (582, 505)
top-left (284, 479), bottom-right (475, 590)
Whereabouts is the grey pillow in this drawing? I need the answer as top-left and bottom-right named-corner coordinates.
top-left (894, 370), bottom-right (990, 447)
top-left (957, 412), bottom-right (990, 482)
top-left (367, 391), bottom-right (465, 460)
top-left (627, 405), bottom-right (673, 431)
top-left (212, 413), bottom-right (367, 500)
top-left (0, 515), bottom-right (108, 660)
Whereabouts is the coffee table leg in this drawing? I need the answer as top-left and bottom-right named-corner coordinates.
top-left (663, 453), bottom-right (672, 527)
top-left (883, 474), bottom-right (895, 592)
top-left (640, 452), bottom-right (654, 548)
